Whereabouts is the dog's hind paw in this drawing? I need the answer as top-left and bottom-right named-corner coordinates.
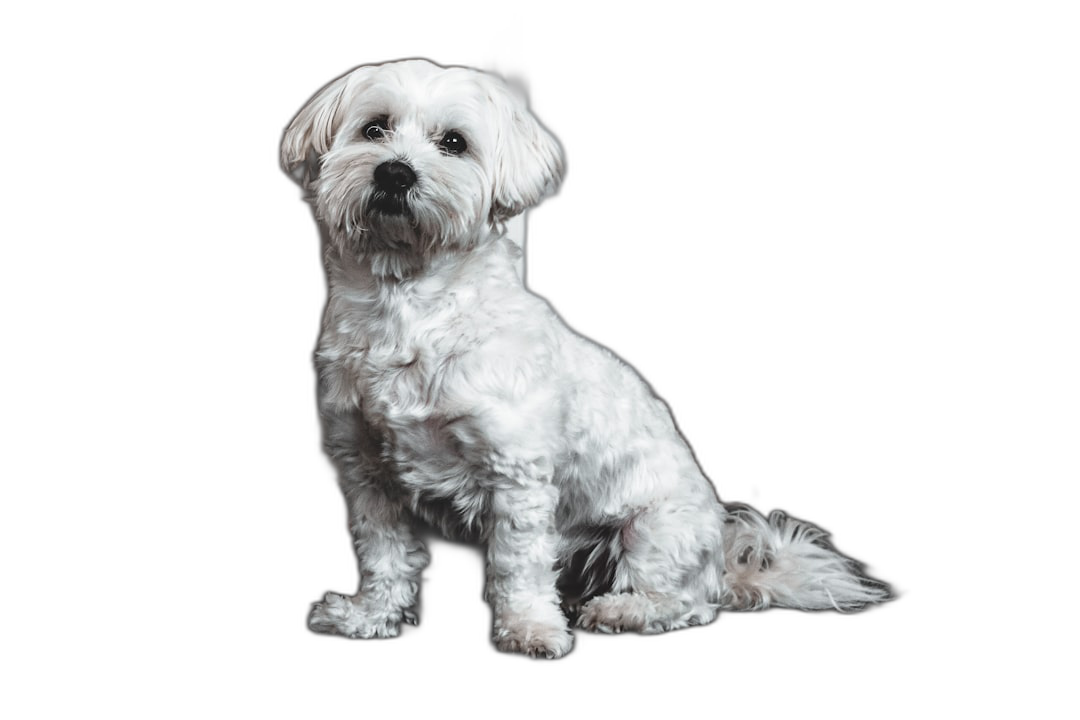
top-left (577, 592), bottom-right (717, 634)
top-left (577, 593), bottom-right (649, 633)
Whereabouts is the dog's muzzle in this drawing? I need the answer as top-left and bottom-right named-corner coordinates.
top-left (369, 160), bottom-right (416, 216)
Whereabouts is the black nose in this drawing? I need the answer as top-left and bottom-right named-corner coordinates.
top-left (374, 161), bottom-right (416, 193)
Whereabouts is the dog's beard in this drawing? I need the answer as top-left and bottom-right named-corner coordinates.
top-left (316, 156), bottom-right (493, 278)
top-left (367, 190), bottom-right (411, 218)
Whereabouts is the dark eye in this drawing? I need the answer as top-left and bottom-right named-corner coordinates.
top-left (439, 130), bottom-right (467, 156)
top-left (362, 119), bottom-right (389, 141)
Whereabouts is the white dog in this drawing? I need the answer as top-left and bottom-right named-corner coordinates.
top-left (282, 59), bottom-right (890, 658)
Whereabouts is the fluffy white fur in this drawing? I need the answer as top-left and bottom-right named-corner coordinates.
top-left (282, 59), bottom-right (890, 659)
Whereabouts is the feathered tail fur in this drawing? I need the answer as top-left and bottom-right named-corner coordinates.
top-left (719, 502), bottom-right (891, 611)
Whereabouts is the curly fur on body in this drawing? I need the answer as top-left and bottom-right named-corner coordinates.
top-left (282, 59), bottom-right (890, 658)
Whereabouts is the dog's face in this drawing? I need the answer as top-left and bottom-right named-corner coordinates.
top-left (282, 60), bottom-right (563, 269)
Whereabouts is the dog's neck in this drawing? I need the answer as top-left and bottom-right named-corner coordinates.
top-left (326, 229), bottom-right (523, 299)
top-left (323, 233), bottom-right (524, 352)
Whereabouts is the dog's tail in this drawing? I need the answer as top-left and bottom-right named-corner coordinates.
top-left (718, 502), bottom-right (891, 611)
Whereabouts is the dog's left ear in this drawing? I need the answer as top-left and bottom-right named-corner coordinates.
top-left (487, 80), bottom-right (564, 221)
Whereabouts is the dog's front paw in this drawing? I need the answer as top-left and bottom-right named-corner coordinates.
top-left (308, 592), bottom-right (411, 639)
top-left (493, 609), bottom-right (574, 659)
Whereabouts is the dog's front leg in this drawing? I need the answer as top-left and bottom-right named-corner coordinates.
top-left (308, 404), bottom-right (430, 639)
top-left (486, 479), bottom-right (573, 658)
top-left (307, 483), bottom-right (429, 638)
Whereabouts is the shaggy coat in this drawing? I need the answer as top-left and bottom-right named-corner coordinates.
top-left (282, 59), bottom-right (889, 658)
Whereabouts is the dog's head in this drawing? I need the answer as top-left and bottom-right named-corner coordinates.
top-left (282, 59), bottom-right (563, 270)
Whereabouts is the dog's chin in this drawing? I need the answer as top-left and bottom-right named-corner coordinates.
top-left (327, 189), bottom-right (491, 277)
top-left (367, 192), bottom-right (412, 219)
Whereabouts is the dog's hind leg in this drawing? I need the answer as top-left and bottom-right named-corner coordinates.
top-left (575, 496), bottom-right (726, 634)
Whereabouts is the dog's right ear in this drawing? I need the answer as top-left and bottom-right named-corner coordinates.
top-left (281, 72), bottom-right (354, 185)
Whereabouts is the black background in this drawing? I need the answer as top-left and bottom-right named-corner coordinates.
top-left (206, 15), bottom-right (967, 703)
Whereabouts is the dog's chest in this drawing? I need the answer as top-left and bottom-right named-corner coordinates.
top-left (321, 280), bottom-right (505, 536)
top-left (329, 287), bottom-right (471, 424)
top-left (328, 268), bottom-right (530, 447)
top-left (318, 254), bottom-right (566, 531)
